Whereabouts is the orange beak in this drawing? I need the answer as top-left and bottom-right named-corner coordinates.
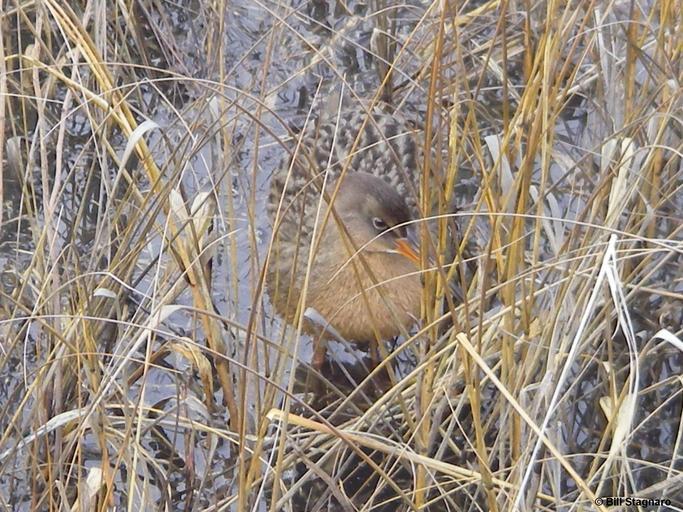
top-left (394, 237), bottom-right (420, 264)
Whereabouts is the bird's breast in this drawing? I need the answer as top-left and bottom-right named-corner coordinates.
top-left (307, 253), bottom-right (421, 343)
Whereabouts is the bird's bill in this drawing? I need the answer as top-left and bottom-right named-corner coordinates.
top-left (394, 237), bottom-right (420, 264)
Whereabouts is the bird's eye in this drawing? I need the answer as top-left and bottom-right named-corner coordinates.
top-left (372, 217), bottom-right (388, 231)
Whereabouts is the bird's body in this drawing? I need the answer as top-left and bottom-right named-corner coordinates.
top-left (267, 108), bottom-right (423, 365)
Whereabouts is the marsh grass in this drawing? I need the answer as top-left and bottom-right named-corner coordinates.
top-left (0, 0), bottom-right (681, 510)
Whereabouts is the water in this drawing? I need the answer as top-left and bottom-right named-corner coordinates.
top-left (1, 0), bottom-right (681, 510)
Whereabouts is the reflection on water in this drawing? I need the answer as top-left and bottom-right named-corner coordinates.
top-left (292, 352), bottom-right (392, 412)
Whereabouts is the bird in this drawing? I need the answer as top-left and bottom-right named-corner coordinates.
top-left (266, 107), bottom-right (424, 370)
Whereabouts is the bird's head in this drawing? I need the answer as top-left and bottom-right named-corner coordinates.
top-left (324, 172), bottom-right (420, 265)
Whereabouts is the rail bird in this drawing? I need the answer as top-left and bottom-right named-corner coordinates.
top-left (267, 109), bottom-right (423, 369)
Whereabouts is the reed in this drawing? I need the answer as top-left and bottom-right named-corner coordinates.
top-left (0, 0), bottom-right (680, 510)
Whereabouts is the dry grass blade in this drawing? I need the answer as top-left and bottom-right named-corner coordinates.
top-left (0, 0), bottom-right (680, 510)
